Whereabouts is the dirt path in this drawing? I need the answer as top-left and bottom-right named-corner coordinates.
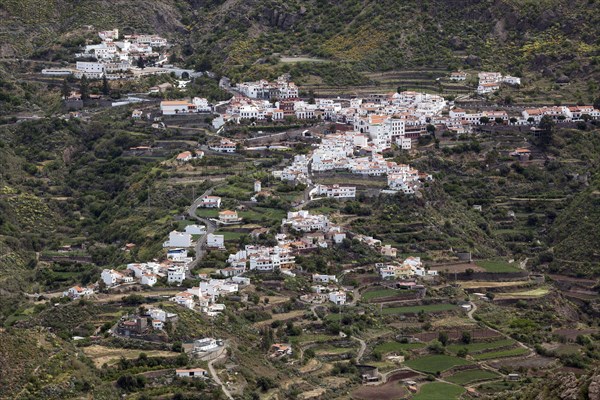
top-left (207, 344), bottom-right (233, 400)
top-left (352, 336), bottom-right (366, 363)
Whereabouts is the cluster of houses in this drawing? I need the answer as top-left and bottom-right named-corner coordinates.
top-left (116, 307), bottom-right (178, 335)
top-left (163, 225), bottom-right (206, 248)
top-left (160, 98), bottom-right (212, 115)
top-left (274, 131), bottom-right (430, 195)
top-left (235, 74), bottom-right (298, 100)
top-left (377, 257), bottom-right (438, 279)
top-left (221, 85), bottom-right (445, 131)
top-left (42, 28), bottom-right (170, 80)
top-left (476, 72), bottom-right (521, 95)
top-left (170, 277), bottom-right (247, 317)
top-left (447, 104), bottom-right (600, 129)
top-left (300, 273), bottom-right (348, 305)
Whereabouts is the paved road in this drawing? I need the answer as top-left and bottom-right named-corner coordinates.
top-left (186, 186), bottom-right (221, 270)
top-left (207, 344), bottom-right (233, 400)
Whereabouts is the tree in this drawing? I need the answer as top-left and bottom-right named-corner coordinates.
top-left (479, 116), bottom-right (490, 124)
top-left (137, 56), bottom-right (146, 69)
top-left (438, 331), bottom-right (449, 346)
top-left (80, 74), bottom-right (89, 100)
top-left (461, 331), bottom-right (472, 344)
top-left (593, 97), bottom-right (600, 111)
top-left (495, 117), bottom-right (503, 124)
top-left (538, 115), bottom-right (555, 147)
top-left (510, 117), bottom-right (518, 124)
top-left (102, 75), bottom-right (110, 96)
top-left (61, 79), bottom-right (70, 99)
top-left (426, 124), bottom-right (436, 137)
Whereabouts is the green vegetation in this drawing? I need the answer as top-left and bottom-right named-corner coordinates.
top-left (362, 288), bottom-right (400, 301)
top-left (447, 339), bottom-right (515, 354)
top-left (413, 382), bottom-right (465, 400)
top-left (405, 355), bottom-right (472, 374)
top-left (472, 347), bottom-right (530, 361)
top-left (445, 369), bottom-right (499, 385)
top-left (373, 341), bottom-right (426, 353)
top-left (381, 304), bottom-right (456, 315)
top-left (476, 260), bottom-right (522, 273)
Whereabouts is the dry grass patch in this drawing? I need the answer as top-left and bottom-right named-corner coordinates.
top-left (82, 345), bottom-right (179, 368)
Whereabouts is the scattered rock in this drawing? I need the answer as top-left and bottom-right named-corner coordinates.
top-left (465, 55), bottom-right (481, 67)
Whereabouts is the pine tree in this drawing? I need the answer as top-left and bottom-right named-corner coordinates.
top-left (102, 75), bottom-right (110, 96)
top-left (80, 74), bottom-right (89, 100)
top-left (61, 79), bottom-right (70, 99)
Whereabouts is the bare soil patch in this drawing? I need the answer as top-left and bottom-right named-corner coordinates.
top-left (430, 263), bottom-right (485, 273)
top-left (351, 380), bottom-right (409, 400)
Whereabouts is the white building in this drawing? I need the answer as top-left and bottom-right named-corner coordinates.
top-left (167, 267), bottom-right (186, 284)
top-left (141, 274), bottom-right (157, 287)
top-left (314, 184), bottom-right (356, 199)
top-left (329, 291), bottom-right (347, 305)
top-left (175, 368), bottom-right (208, 378)
top-left (75, 62), bottom-right (105, 79)
top-left (100, 269), bottom-right (132, 287)
top-left (63, 286), bottom-right (94, 299)
top-left (163, 231), bottom-right (193, 248)
top-left (209, 139), bottom-right (237, 153)
top-left (185, 224), bottom-right (206, 235)
top-left (313, 274), bottom-right (338, 283)
top-left (200, 195), bottom-right (221, 208)
top-left (207, 233), bottom-right (225, 249)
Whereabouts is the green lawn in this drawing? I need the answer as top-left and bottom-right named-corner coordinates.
top-left (362, 288), bottom-right (400, 301)
top-left (214, 231), bottom-right (246, 240)
top-left (476, 260), bottom-right (521, 273)
top-left (472, 347), bottom-right (529, 361)
top-left (381, 304), bottom-right (456, 315)
top-left (239, 207), bottom-right (287, 225)
top-left (445, 369), bottom-right (499, 385)
top-left (405, 355), bottom-right (472, 374)
top-left (195, 208), bottom-right (218, 218)
top-left (374, 341), bottom-right (425, 353)
top-left (447, 339), bottom-right (515, 354)
top-left (413, 382), bottom-right (465, 400)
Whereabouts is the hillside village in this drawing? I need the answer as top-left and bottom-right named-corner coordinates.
top-left (1, 9), bottom-right (600, 400)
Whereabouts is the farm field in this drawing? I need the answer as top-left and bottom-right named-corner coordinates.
top-left (362, 288), bottom-right (400, 301)
top-left (472, 347), bottom-right (530, 361)
top-left (446, 339), bottom-right (516, 354)
top-left (381, 304), bottom-right (456, 315)
top-left (445, 369), bottom-right (499, 385)
top-left (374, 341), bottom-right (426, 353)
top-left (405, 355), bottom-right (472, 374)
top-left (413, 382), bottom-right (465, 400)
top-left (460, 280), bottom-right (530, 289)
top-left (495, 287), bottom-right (551, 299)
top-left (476, 260), bottom-right (522, 273)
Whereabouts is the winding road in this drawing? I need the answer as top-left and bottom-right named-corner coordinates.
top-left (186, 185), bottom-right (222, 270)
top-left (207, 344), bottom-right (233, 400)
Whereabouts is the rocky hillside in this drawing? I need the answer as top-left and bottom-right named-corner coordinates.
top-left (1, 0), bottom-right (599, 83)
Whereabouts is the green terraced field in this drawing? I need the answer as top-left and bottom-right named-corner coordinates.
top-left (413, 382), bottom-right (465, 400)
top-left (362, 288), bottom-right (400, 301)
top-left (445, 369), bottom-right (499, 385)
top-left (447, 339), bottom-right (515, 354)
top-left (476, 260), bottom-right (522, 273)
top-left (381, 304), bottom-right (456, 315)
top-left (472, 347), bottom-right (530, 360)
top-left (373, 341), bottom-right (426, 353)
top-left (405, 355), bottom-right (472, 374)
